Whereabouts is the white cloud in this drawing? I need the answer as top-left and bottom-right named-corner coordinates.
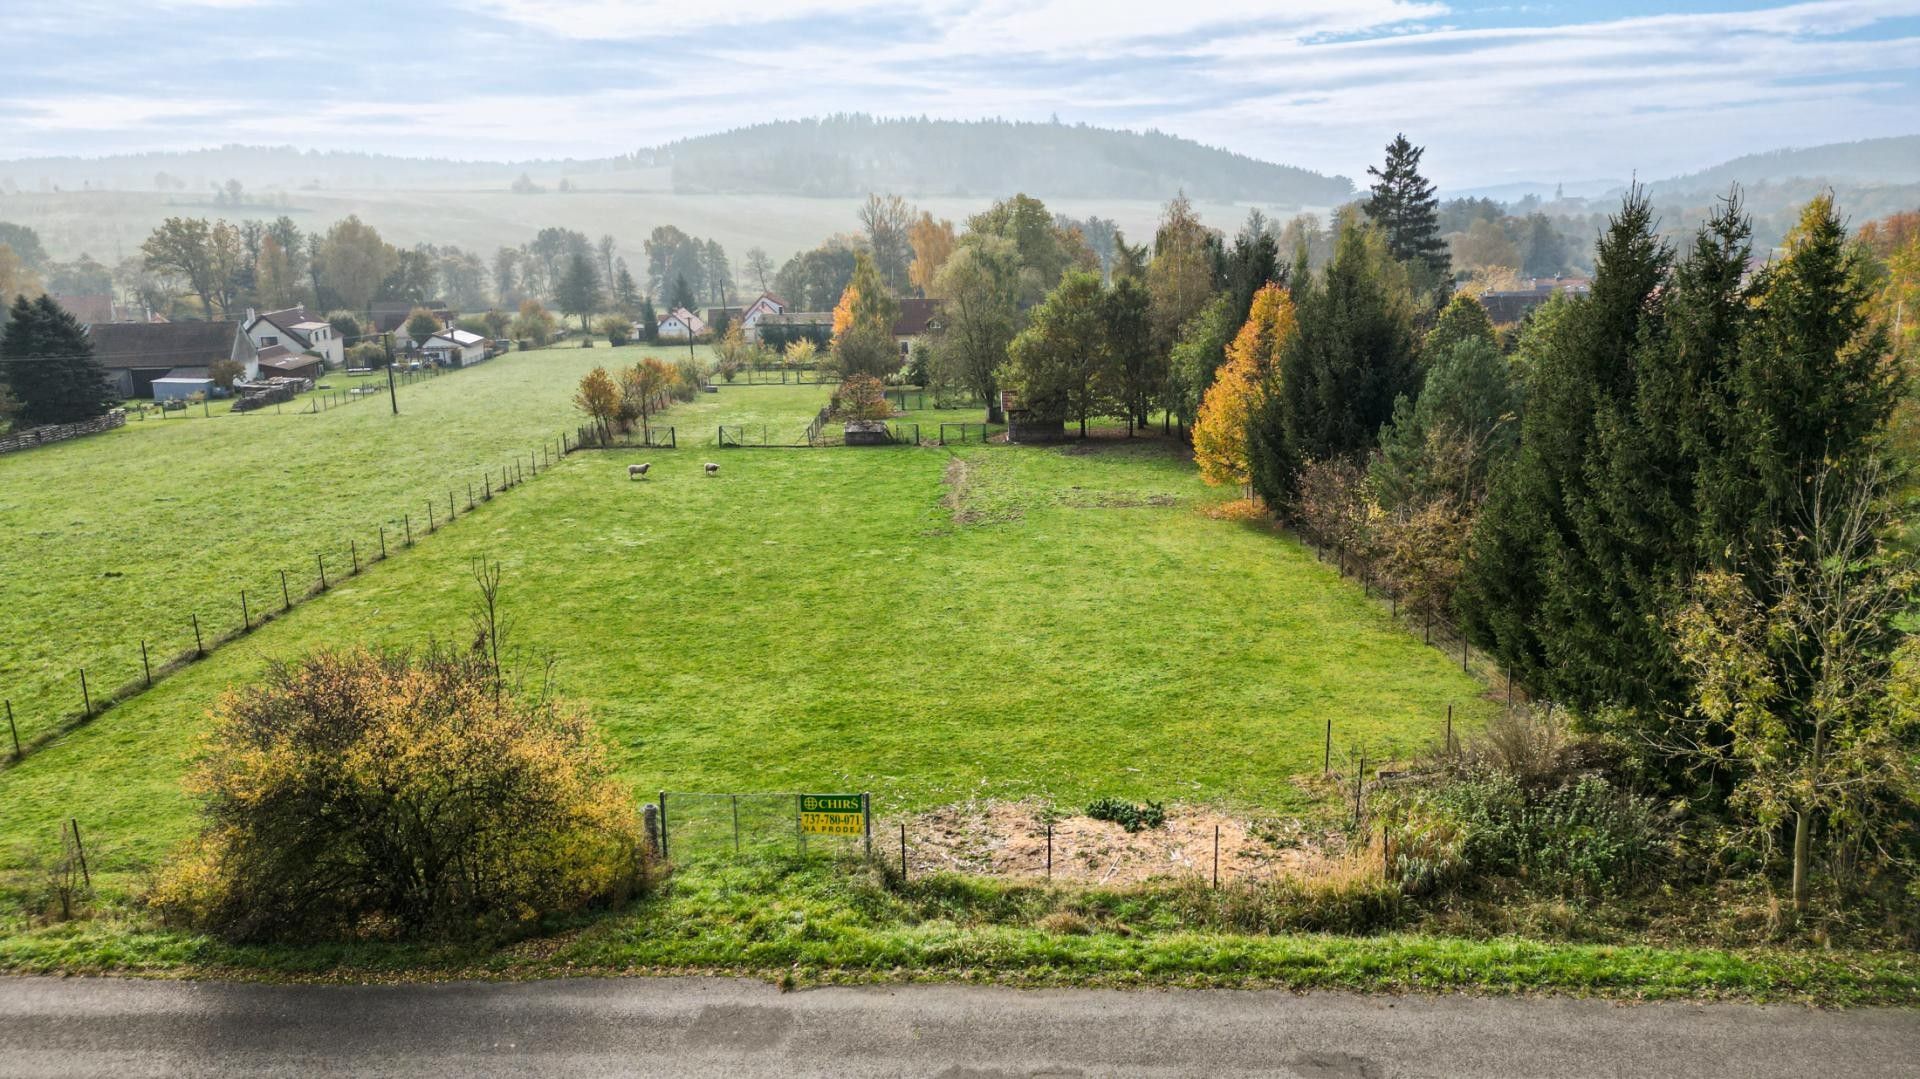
top-left (2, 0), bottom-right (1916, 185)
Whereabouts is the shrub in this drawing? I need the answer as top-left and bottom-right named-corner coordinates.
top-left (831, 373), bottom-right (892, 422)
top-left (1385, 772), bottom-right (1662, 898)
top-left (208, 358), bottom-right (244, 389)
top-left (1084, 797), bottom-right (1166, 833)
top-left (595, 315), bottom-right (631, 346)
top-left (672, 357), bottom-right (708, 401)
top-left (348, 341), bottom-right (388, 369)
top-left (1172, 849), bottom-right (1401, 933)
top-left (148, 645), bottom-right (647, 941)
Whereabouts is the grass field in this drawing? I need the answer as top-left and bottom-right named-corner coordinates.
top-left (6, 369), bottom-right (1907, 1002)
top-left (0, 340), bottom-right (748, 748)
top-left (0, 374), bottom-right (1494, 881)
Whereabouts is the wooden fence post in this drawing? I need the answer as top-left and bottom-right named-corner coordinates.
top-left (351, 540), bottom-right (360, 575)
top-left (192, 613), bottom-right (204, 656)
top-left (141, 640), bottom-right (152, 686)
top-left (79, 668), bottom-right (91, 717)
top-left (317, 554), bottom-right (327, 590)
top-left (68, 819), bottom-right (89, 888)
top-left (6, 700), bottom-right (19, 759)
top-left (241, 589), bottom-right (250, 631)
top-left (281, 569), bottom-right (292, 610)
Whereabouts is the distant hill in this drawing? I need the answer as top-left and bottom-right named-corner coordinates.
top-left (1652, 135), bottom-right (1920, 196)
top-left (0, 118), bottom-right (1353, 207)
top-left (649, 116), bottom-right (1352, 205)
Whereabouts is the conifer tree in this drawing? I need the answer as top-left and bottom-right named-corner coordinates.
top-left (0, 294), bottom-right (117, 426)
top-left (1458, 187), bottom-right (1671, 705)
top-left (1363, 134), bottom-right (1450, 282)
top-left (1259, 215), bottom-right (1418, 501)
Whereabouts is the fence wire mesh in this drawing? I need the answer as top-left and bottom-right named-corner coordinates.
top-left (658, 791), bottom-right (873, 860)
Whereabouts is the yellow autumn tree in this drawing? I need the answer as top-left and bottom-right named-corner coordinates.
top-left (832, 283), bottom-right (859, 339)
top-left (1194, 285), bottom-right (1297, 492)
top-left (907, 212), bottom-right (957, 296)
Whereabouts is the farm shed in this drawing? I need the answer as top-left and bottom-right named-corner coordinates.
top-left (83, 320), bottom-right (254, 399)
top-left (150, 376), bottom-right (215, 403)
top-left (255, 345), bottom-right (324, 382)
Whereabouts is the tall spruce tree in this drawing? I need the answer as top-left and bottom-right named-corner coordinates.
top-left (1458, 187), bottom-right (1672, 707)
top-left (1363, 134), bottom-right (1451, 283)
top-left (0, 294), bottom-right (117, 427)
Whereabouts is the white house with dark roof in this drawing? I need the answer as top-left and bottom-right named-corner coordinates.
top-left (244, 306), bottom-right (343, 369)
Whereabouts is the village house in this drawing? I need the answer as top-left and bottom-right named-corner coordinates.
top-left (370, 300), bottom-right (450, 336)
top-left (701, 292), bottom-right (787, 341)
top-left (656, 306), bottom-right (708, 339)
top-left (83, 320), bottom-right (256, 399)
top-left (244, 306), bottom-right (344, 369)
top-left (1477, 276), bottom-right (1591, 324)
top-left (421, 328), bottom-right (487, 367)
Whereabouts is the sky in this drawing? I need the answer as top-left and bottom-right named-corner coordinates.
top-left (3, 0), bottom-right (1919, 187)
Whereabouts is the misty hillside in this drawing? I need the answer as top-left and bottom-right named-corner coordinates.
top-left (1652, 135), bottom-right (1920, 196)
top-left (652, 116), bottom-right (1353, 205)
top-left (0, 117), bottom-right (1354, 207)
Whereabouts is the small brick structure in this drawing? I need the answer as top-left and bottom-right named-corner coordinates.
top-left (0, 409), bottom-right (126, 455)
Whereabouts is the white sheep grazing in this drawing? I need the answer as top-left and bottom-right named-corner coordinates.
top-left (703, 461), bottom-right (720, 476)
top-left (627, 462), bottom-right (651, 480)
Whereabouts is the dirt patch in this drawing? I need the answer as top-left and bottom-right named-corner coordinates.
top-left (897, 799), bottom-right (1333, 886)
top-left (1061, 489), bottom-right (1182, 509)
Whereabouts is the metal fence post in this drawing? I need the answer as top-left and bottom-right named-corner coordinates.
top-left (863, 792), bottom-right (872, 860)
top-left (141, 640), bottom-right (152, 687)
top-left (240, 589), bottom-right (250, 631)
top-left (1446, 704), bottom-right (1455, 758)
top-left (899, 822), bottom-right (907, 882)
top-left (732, 794), bottom-right (740, 853)
top-left (318, 554), bottom-right (327, 590)
top-left (6, 700), bottom-right (19, 759)
top-left (1213, 825), bottom-right (1221, 889)
top-left (797, 794), bottom-right (806, 856)
top-left (192, 613), bottom-right (203, 656)
top-left (1323, 718), bottom-right (1332, 775)
top-left (1045, 821), bottom-right (1053, 879)
top-left (657, 791), bottom-right (668, 861)
top-left (281, 569), bottom-right (292, 610)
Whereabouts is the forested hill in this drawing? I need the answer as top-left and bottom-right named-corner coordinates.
top-left (1652, 135), bottom-right (1920, 196)
top-left (649, 116), bottom-right (1355, 205)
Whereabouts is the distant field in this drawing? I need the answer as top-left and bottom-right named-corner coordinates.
top-left (0, 385), bottom-right (1494, 880)
top-left (0, 341), bottom-right (735, 748)
top-left (0, 187), bottom-right (1300, 271)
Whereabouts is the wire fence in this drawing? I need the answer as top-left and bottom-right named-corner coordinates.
top-left (654, 791), bottom-right (874, 861)
top-left (572, 423), bottom-right (678, 449)
top-left (1296, 530), bottom-right (1532, 709)
top-left (0, 428), bottom-right (589, 769)
top-left (937, 422), bottom-right (992, 445)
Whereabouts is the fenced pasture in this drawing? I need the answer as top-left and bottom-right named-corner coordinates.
top-left (0, 342), bottom-right (731, 748)
top-left (0, 435), bottom-right (1496, 882)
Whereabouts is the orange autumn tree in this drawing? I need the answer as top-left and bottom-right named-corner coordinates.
top-left (1194, 284), bottom-right (1297, 494)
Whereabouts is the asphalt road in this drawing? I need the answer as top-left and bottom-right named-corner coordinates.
top-left (1, 975), bottom-right (1915, 1078)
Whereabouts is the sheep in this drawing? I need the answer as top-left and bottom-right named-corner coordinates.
top-left (703, 461), bottom-right (720, 476)
top-left (627, 462), bottom-right (651, 480)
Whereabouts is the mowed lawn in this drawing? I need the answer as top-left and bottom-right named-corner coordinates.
top-left (0, 419), bottom-right (1495, 879)
top-left (0, 341), bottom-right (783, 747)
